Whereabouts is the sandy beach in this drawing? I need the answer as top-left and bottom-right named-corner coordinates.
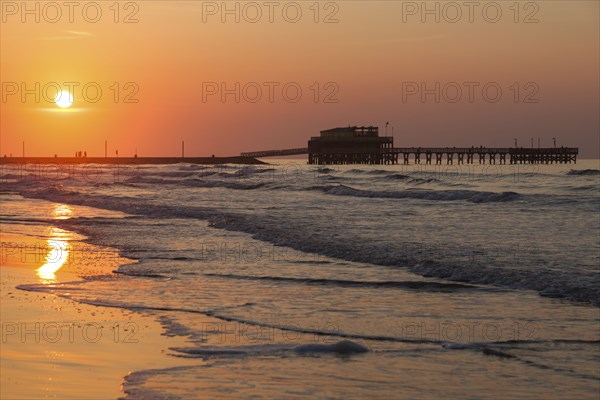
top-left (0, 230), bottom-right (193, 399)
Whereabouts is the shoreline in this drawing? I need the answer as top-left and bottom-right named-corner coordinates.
top-left (0, 230), bottom-right (194, 399)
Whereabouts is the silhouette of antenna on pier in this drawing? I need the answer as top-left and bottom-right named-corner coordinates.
top-left (240, 126), bottom-right (578, 165)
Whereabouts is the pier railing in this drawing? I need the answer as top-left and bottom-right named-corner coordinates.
top-left (393, 147), bottom-right (578, 155)
top-left (390, 147), bottom-right (578, 165)
top-left (240, 146), bottom-right (578, 165)
top-left (240, 148), bottom-right (309, 158)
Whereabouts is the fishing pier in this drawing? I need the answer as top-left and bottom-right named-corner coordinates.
top-left (240, 126), bottom-right (578, 165)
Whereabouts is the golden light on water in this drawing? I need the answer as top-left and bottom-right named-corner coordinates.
top-left (52, 204), bottom-right (73, 220)
top-left (36, 205), bottom-right (74, 282)
top-left (37, 238), bottom-right (70, 282)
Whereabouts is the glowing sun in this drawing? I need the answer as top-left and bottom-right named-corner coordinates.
top-left (55, 90), bottom-right (74, 108)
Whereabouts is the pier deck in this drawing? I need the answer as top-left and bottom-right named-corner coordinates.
top-left (239, 146), bottom-right (578, 165)
top-left (241, 126), bottom-right (578, 165)
top-left (393, 147), bottom-right (578, 165)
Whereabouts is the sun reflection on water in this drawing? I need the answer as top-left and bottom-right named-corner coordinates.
top-left (52, 204), bottom-right (73, 220)
top-left (36, 205), bottom-right (74, 282)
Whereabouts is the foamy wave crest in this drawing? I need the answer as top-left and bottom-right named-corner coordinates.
top-left (171, 340), bottom-right (369, 359)
top-left (316, 167), bottom-right (336, 174)
top-left (348, 169), bottom-right (391, 175)
top-left (181, 179), bottom-right (267, 190)
top-left (383, 173), bottom-right (410, 180)
top-left (203, 273), bottom-right (484, 291)
top-left (411, 261), bottom-right (600, 306)
top-left (177, 163), bottom-right (238, 171)
top-left (566, 169), bottom-right (600, 176)
top-left (123, 176), bottom-right (267, 190)
top-left (320, 185), bottom-right (520, 203)
top-left (149, 171), bottom-right (197, 178)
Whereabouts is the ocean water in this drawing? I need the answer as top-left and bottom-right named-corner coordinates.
top-left (1, 159), bottom-right (599, 399)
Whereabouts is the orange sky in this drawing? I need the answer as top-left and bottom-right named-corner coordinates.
top-left (1, 1), bottom-right (598, 157)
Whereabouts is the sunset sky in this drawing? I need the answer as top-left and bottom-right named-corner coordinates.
top-left (1, 1), bottom-right (598, 157)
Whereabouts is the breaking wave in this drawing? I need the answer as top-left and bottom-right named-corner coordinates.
top-left (319, 185), bottom-right (521, 203)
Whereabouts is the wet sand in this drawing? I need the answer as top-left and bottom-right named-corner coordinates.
top-left (0, 232), bottom-right (194, 399)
